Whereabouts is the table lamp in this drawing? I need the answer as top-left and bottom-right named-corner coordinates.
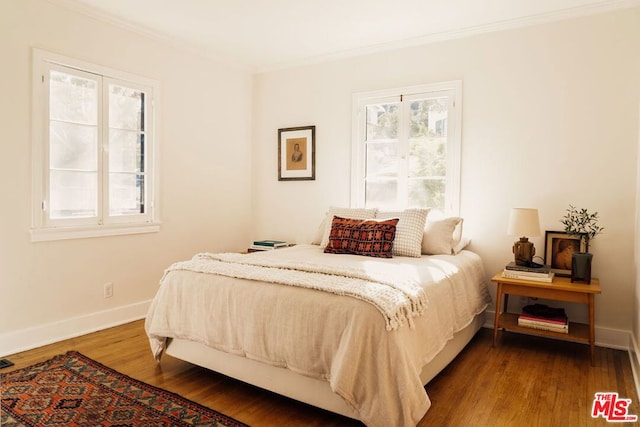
top-left (507, 208), bottom-right (541, 266)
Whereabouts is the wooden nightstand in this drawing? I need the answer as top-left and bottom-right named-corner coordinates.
top-left (491, 272), bottom-right (601, 365)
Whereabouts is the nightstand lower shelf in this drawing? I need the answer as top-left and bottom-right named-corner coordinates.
top-left (498, 312), bottom-right (589, 343)
top-left (491, 272), bottom-right (601, 365)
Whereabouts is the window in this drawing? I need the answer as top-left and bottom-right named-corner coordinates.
top-left (31, 49), bottom-right (160, 241)
top-left (351, 81), bottom-right (461, 214)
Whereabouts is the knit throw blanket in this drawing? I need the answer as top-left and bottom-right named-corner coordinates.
top-left (163, 252), bottom-right (429, 331)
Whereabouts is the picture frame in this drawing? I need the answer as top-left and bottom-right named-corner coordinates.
top-left (544, 230), bottom-right (588, 277)
top-left (278, 125), bottom-right (315, 181)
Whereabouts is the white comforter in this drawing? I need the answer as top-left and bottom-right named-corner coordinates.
top-left (145, 245), bottom-right (491, 427)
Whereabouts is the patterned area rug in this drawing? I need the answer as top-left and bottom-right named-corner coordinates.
top-left (1, 351), bottom-right (248, 427)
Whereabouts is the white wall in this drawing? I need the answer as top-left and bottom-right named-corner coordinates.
top-left (0, 0), bottom-right (253, 354)
top-left (252, 9), bottom-right (640, 336)
top-left (2, 2), bottom-right (638, 356)
top-left (634, 102), bottom-right (640, 381)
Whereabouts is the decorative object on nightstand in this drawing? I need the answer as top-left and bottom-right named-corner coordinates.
top-left (560, 205), bottom-right (604, 284)
top-left (507, 208), bottom-right (541, 266)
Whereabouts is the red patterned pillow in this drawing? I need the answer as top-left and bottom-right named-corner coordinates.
top-left (324, 216), bottom-right (399, 258)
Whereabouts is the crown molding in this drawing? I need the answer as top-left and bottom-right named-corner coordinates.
top-left (257, 0), bottom-right (640, 73)
top-left (44, 0), bottom-right (640, 74)
top-left (42, 0), bottom-right (255, 73)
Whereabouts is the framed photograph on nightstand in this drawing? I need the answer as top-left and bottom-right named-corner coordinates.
top-left (544, 230), bottom-right (587, 277)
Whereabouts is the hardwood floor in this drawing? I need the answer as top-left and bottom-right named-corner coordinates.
top-left (2, 320), bottom-right (638, 426)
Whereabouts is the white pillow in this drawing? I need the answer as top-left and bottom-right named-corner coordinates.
top-left (421, 217), bottom-right (463, 255)
top-left (310, 217), bottom-right (326, 245)
top-left (376, 208), bottom-right (430, 257)
top-left (453, 236), bottom-right (471, 254)
top-left (319, 207), bottom-right (378, 247)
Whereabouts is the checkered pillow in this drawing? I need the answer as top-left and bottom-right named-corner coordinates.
top-left (376, 208), bottom-right (430, 257)
top-left (324, 216), bottom-right (399, 258)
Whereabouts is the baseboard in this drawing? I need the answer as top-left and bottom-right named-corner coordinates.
top-left (2, 305), bottom-right (632, 358)
top-left (483, 310), bottom-right (631, 350)
top-left (0, 300), bottom-right (152, 357)
top-left (630, 334), bottom-right (640, 401)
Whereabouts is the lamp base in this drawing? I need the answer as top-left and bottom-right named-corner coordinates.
top-left (513, 237), bottom-right (535, 266)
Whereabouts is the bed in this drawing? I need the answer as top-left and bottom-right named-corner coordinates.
top-left (145, 209), bottom-right (491, 427)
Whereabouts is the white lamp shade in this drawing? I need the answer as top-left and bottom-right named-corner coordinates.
top-left (507, 208), bottom-right (541, 237)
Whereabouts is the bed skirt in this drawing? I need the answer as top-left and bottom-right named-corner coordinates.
top-left (164, 312), bottom-right (486, 421)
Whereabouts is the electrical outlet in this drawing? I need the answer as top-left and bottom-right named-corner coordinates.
top-left (104, 282), bottom-right (113, 298)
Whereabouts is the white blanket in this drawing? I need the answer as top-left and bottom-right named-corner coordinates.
top-left (164, 251), bottom-right (429, 331)
top-left (145, 245), bottom-right (491, 427)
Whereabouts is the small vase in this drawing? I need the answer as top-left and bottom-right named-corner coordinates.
top-left (571, 252), bottom-right (593, 284)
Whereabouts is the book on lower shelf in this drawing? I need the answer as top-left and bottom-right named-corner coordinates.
top-left (517, 313), bottom-right (568, 334)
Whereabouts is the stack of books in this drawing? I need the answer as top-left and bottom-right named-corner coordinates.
top-left (502, 262), bottom-right (554, 283)
top-left (518, 312), bottom-right (569, 334)
top-left (249, 240), bottom-right (290, 251)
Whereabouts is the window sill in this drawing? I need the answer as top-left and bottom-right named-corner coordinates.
top-left (30, 222), bottom-right (161, 242)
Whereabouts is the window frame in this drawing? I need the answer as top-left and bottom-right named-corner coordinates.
top-left (350, 81), bottom-right (462, 214)
top-left (31, 49), bottom-right (161, 241)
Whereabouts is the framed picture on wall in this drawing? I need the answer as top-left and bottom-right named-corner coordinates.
top-left (278, 126), bottom-right (315, 181)
top-left (544, 230), bottom-right (587, 277)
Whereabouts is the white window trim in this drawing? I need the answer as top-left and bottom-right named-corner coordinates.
top-left (350, 80), bottom-right (462, 215)
top-left (30, 48), bottom-right (161, 242)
